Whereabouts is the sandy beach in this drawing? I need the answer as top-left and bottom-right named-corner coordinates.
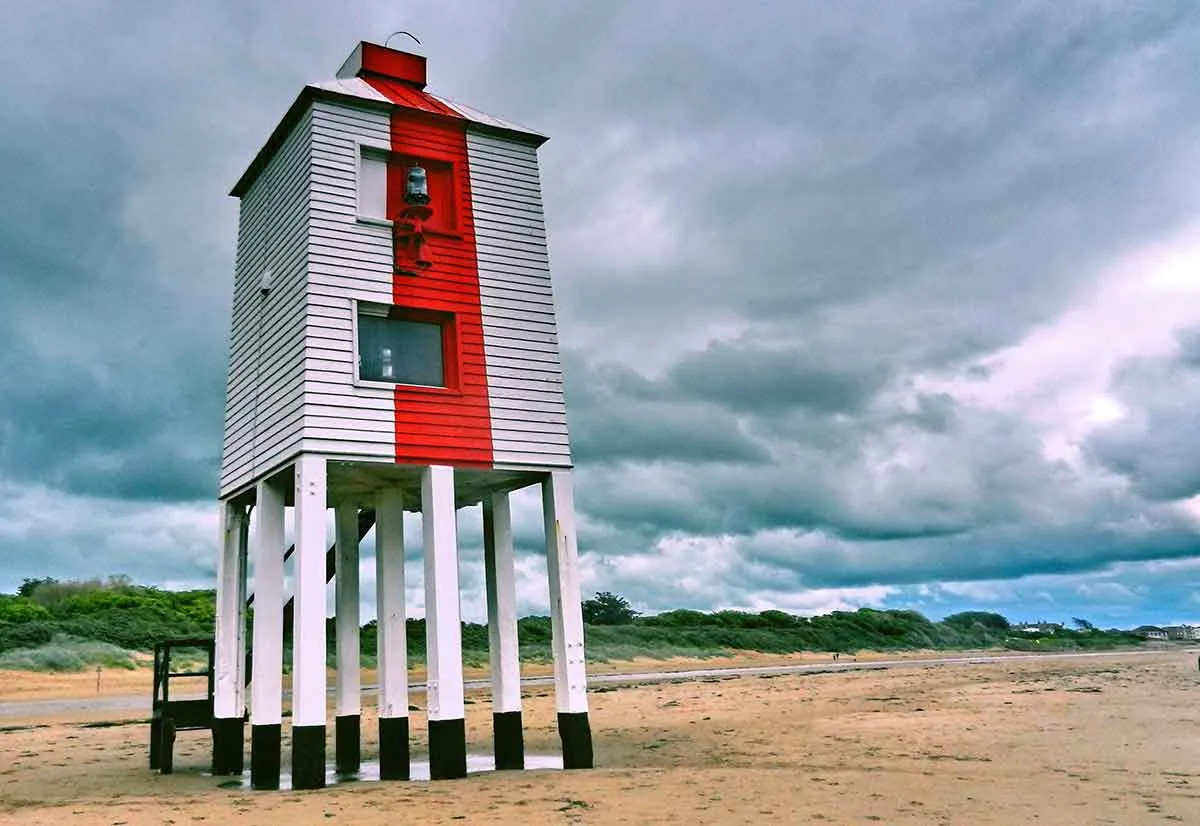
top-left (2, 649), bottom-right (1198, 824)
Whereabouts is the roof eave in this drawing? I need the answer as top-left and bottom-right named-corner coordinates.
top-left (230, 86), bottom-right (548, 198)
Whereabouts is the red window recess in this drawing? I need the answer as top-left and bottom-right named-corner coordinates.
top-left (386, 154), bottom-right (459, 236)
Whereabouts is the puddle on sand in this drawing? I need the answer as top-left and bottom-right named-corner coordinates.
top-left (214, 753), bottom-right (565, 790)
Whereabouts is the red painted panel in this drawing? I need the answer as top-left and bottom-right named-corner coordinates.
top-left (364, 78), bottom-right (494, 469)
top-left (359, 43), bottom-right (427, 88)
top-left (365, 77), bottom-right (459, 119)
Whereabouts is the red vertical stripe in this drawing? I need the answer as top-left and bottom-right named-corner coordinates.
top-left (363, 79), bottom-right (494, 468)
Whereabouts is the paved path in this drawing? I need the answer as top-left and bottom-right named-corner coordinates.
top-left (0, 647), bottom-right (1180, 722)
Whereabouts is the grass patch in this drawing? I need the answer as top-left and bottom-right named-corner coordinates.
top-left (0, 634), bottom-right (138, 672)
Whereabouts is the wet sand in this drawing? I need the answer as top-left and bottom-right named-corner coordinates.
top-left (2, 650), bottom-right (1198, 824)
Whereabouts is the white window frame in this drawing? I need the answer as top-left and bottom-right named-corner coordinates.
top-left (350, 298), bottom-right (448, 390)
top-left (356, 141), bottom-right (392, 227)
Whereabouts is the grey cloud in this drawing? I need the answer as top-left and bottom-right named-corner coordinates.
top-left (565, 354), bottom-right (771, 465)
top-left (540, 3), bottom-right (1200, 379)
top-left (737, 517), bottom-right (1200, 591)
top-left (1086, 329), bottom-right (1200, 501)
top-left (667, 341), bottom-right (889, 415)
top-left (3, 1), bottom-right (1200, 617)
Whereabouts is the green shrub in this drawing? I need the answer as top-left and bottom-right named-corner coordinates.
top-left (0, 635), bottom-right (138, 672)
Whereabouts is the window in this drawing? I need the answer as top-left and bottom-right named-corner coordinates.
top-left (357, 145), bottom-right (460, 234)
top-left (356, 305), bottom-right (450, 387)
top-left (358, 149), bottom-right (388, 220)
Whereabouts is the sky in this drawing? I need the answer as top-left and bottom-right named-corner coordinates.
top-left (2, 1), bottom-right (1200, 629)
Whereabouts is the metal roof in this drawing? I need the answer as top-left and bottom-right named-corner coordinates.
top-left (232, 64), bottom-right (547, 198)
top-left (308, 77), bottom-right (546, 138)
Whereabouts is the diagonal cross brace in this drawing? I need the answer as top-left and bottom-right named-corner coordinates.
top-left (243, 507), bottom-right (376, 683)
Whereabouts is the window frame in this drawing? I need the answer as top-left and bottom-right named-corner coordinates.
top-left (351, 299), bottom-right (462, 394)
top-left (352, 140), bottom-right (463, 237)
top-left (355, 141), bottom-right (392, 227)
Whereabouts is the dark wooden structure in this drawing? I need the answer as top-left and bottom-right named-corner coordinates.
top-left (150, 638), bottom-right (216, 775)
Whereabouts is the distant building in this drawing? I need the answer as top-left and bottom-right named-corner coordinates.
top-left (1134, 626), bottom-right (1169, 641)
top-left (1164, 625), bottom-right (1200, 641)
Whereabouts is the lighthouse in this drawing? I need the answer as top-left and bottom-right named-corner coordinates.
top-left (210, 41), bottom-right (591, 790)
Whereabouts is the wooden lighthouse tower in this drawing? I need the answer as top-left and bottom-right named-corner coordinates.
top-left (210, 41), bottom-right (591, 790)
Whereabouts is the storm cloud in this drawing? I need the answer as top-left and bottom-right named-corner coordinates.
top-left (2, 1), bottom-right (1200, 625)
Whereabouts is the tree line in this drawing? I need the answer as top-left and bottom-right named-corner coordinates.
top-left (0, 578), bottom-right (1143, 669)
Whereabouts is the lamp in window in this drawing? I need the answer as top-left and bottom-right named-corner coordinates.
top-left (394, 163), bottom-right (434, 274)
top-left (405, 165), bottom-right (430, 205)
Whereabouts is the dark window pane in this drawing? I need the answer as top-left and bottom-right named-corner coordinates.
top-left (358, 314), bottom-right (445, 386)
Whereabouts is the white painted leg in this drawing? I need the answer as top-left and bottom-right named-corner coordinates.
top-left (215, 501), bottom-right (248, 719)
top-left (484, 491), bottom-right (522, 713)
top-left (375, 487), bottom-right (410, 780)
top-left (543, 471), bottom-right (593, 768)
top-left (250, 477), bottom-right (285, 789)
top-left (213, 500), bottom-right (248, 774)
top-left (291, 454), bottom-right (328, 789)
top-left (484, 491), bottom-right (524, 769)
top-left (334, 503), bottom-right (361, 774)
top-left (422, 465), bottom-right (466, 779)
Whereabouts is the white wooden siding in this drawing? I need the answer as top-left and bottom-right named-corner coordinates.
top-left (219, 109), bottom-right (313, 497)
top-left (466, 129), bottom-right (572, 469)
top-left (223, 91), bottom-right (573, 485)
top-left (301, 100), bottom-right (395, 462)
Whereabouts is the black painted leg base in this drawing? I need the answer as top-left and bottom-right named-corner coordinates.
top-left (212, 716), bottom-right (245, 775)
top-left (558, 712), bottom-right (593, 769)
top-left (428, 718), bottom-right (467, 780)
top-left (149, 717), bottom-right (162, 769)
top-left (291, 724), bottom-right (326, 789)
top-left (493, 710), bottom-right (525, 770)
top-left (379, 716), bottom-right (410, 781)
top-left (335, 714), bottom-right (361, 775)
top-left (251, 724), bottom-right (282, 790)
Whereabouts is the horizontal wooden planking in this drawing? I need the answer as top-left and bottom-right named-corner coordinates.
top-left (478, 331), bottom-right (561, 353)
top-left (305, 327), bottom-right (353, 349)
top-left (300, 437), bottom-right (395, 461)
top-left (308, 270), bottom-right (392, 300)
top-left (222, 367), bottom-right (305, 429)
top-left (301, 99), bottom-right (396, 457)
top-left (302, 425), bottom-right (396, 443)
top-left (484, 350), bottom-right (564, 369)
top-left (488, 406), bottom-right (568, 424)
top-left (486, 385), bottom-right (566, 402)
top-left (480, 314), bottom-right (560, 339)
top-left (220, 107), bottom-right (312, 496)
top-left (305, 403), bottom-right (395, 422)
top-left (223, 375), bottom-right (304, 440)
top-left (223, 409), bottom-right (305, 474)
top-left (479, 291), bottom-right (556, 313)
top-left (494, 457), bottom-right (572, 471)
top-left (223, 376), bottom-right (305, 438)
top-left (222, 437), bottom-right (306, 497)
top-left (227, 325), bottom-right (308, 370)
top-left (465, 127), bottom-right (572, 468)
top-left (475, 266), bottom-right (552, 288)
top-left (308, 223), bottom-right (392, 252)
top-left (485, 363), bottom-right (564, 383)
top-left (483, 418), bottom-right (568, 437)
top-left (306, 387), bottom-right (392, 407)
top-left (223, 407), bottom-right (306, 471)
top-left (494, 438), bottom-right (570, 454)
top-left (305, 390), bottom-right (394, 412)
top-left (227, 278), bottom-right (307, 346)
top-left (225, 315), bottom-right (306, 381)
